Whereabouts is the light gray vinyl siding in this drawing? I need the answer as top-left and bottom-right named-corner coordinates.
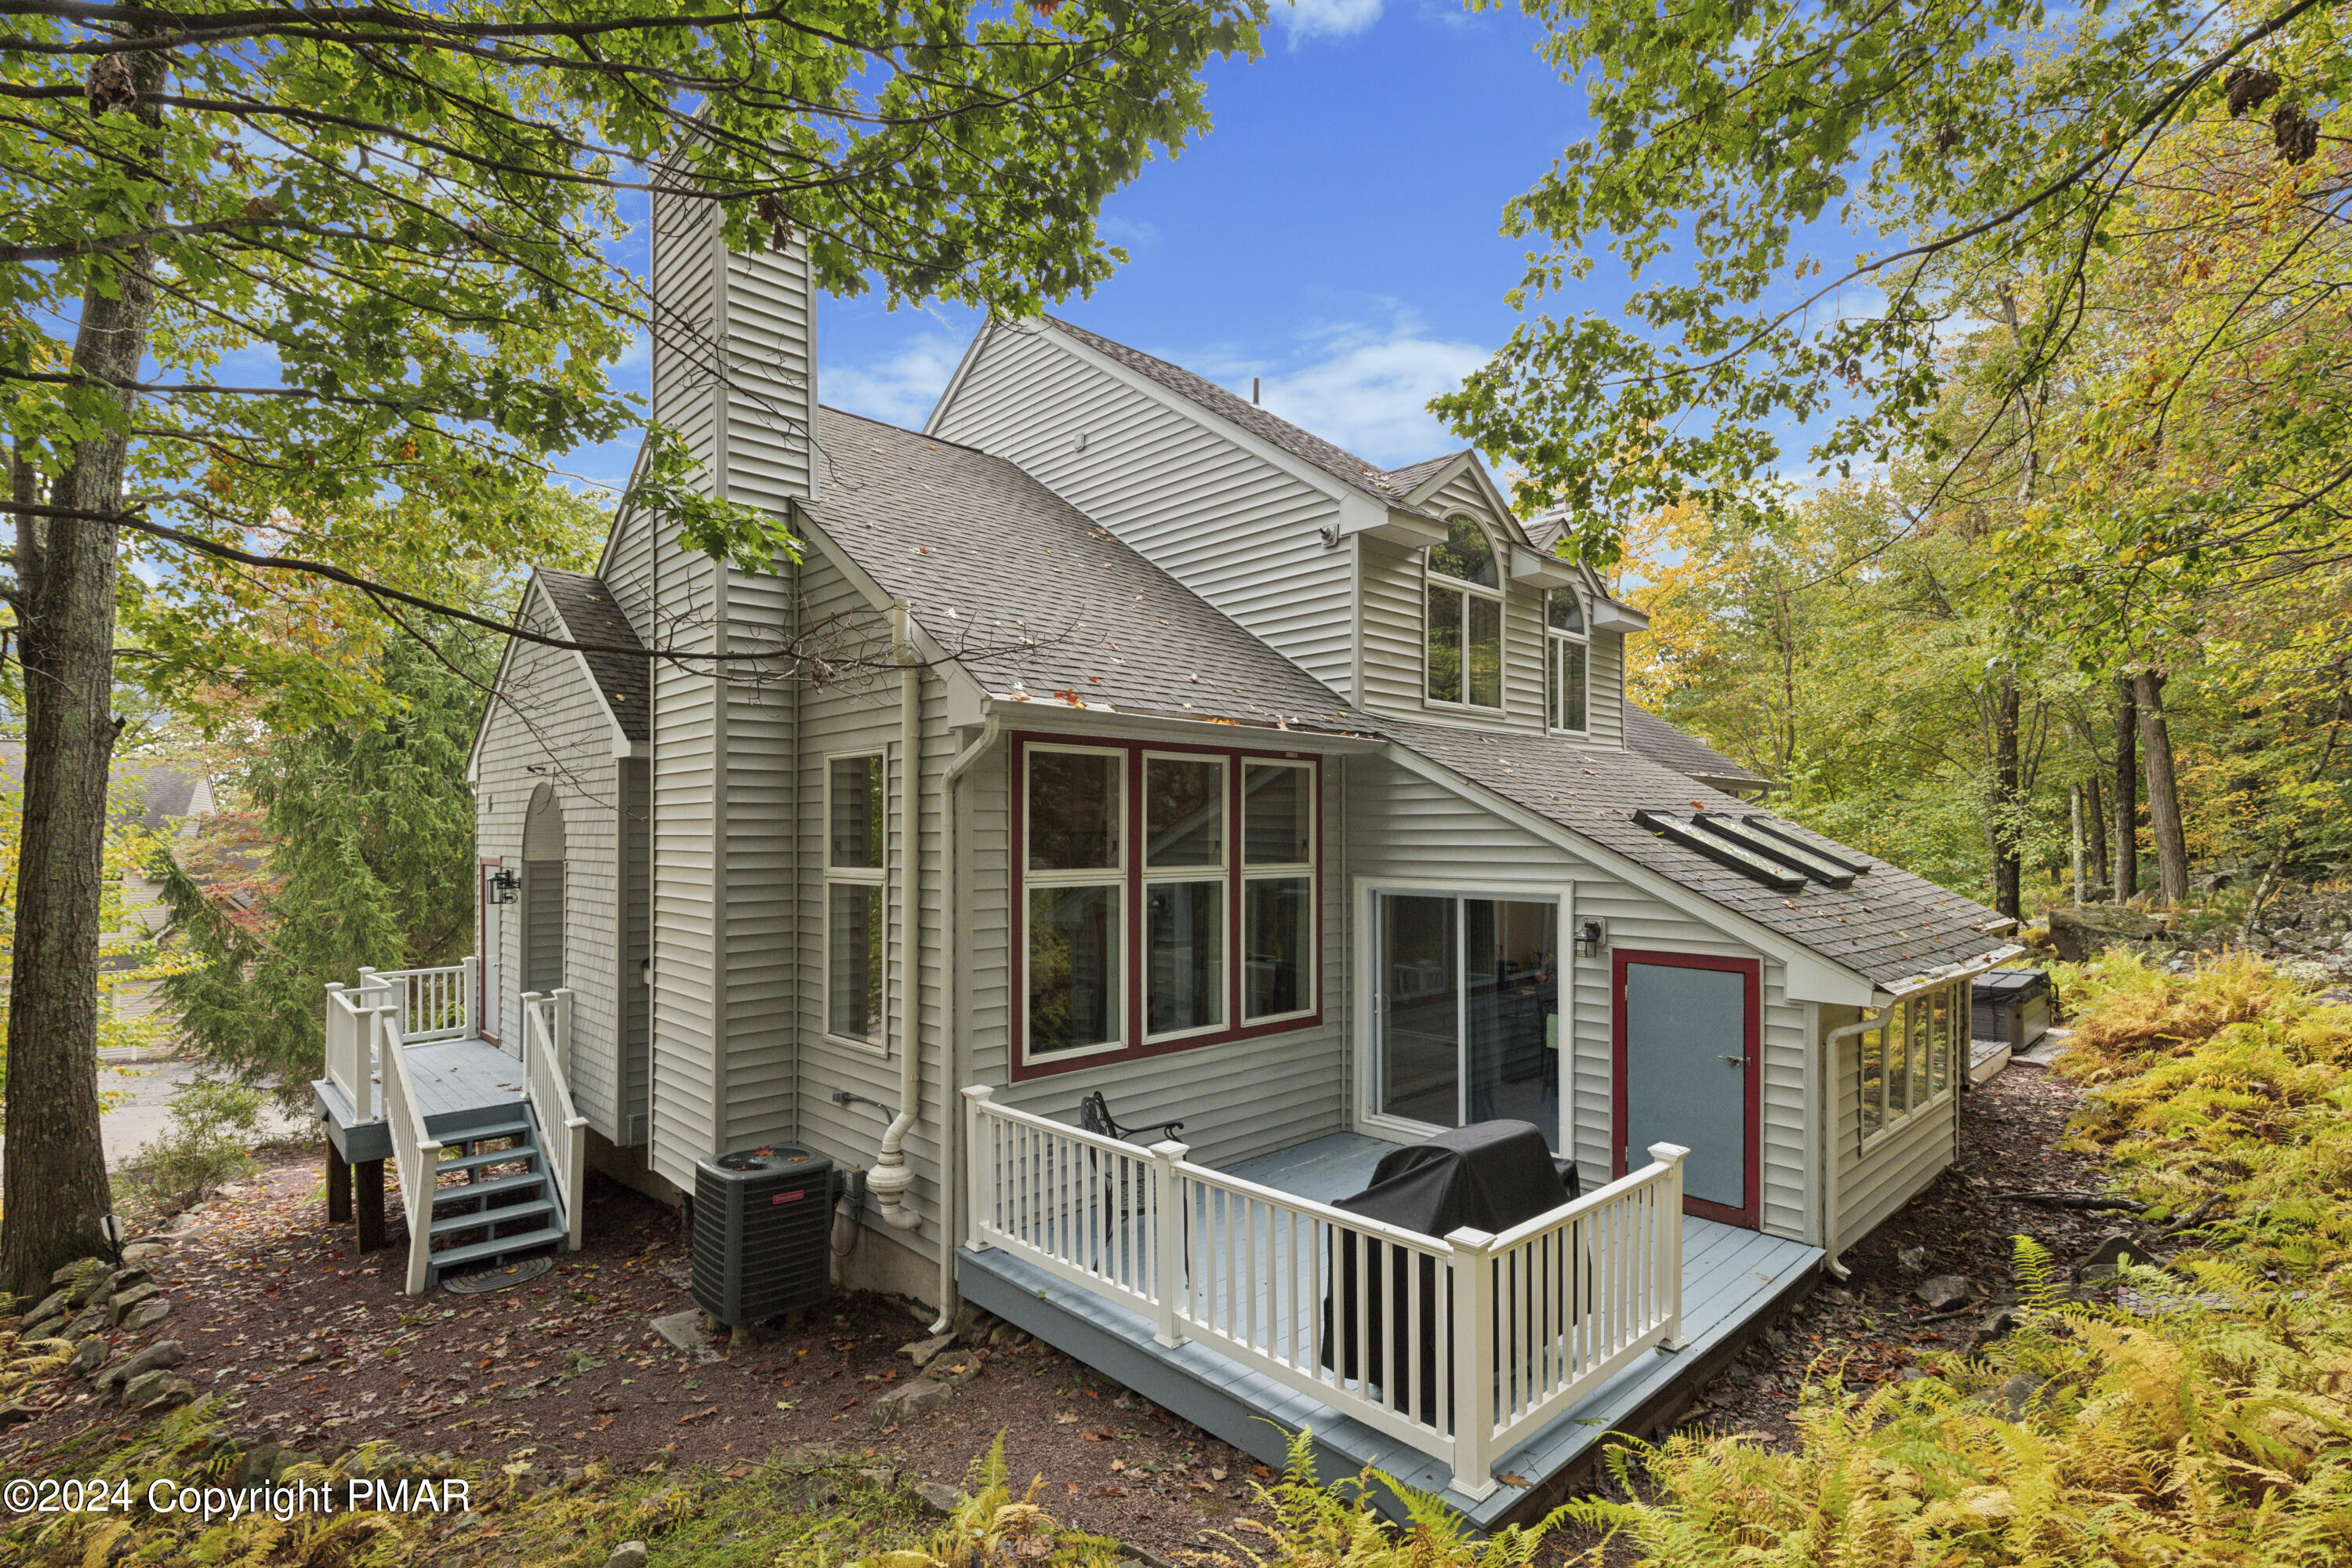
top-left (929, 324), bottom-right (1356, 698)
top-left (619, 757), bottom-right (652, 1144)
top-left (473, 586), bottom-right (628, 1141)
top-left (1342, 754), bottom-right (1810, 1242)
top-left (1826, 1004), bottom-right (1958, 1253)
top-left (719, 241), bottom-right (820, 511)
top-left (968, 744), bottom-right (1352, 1176)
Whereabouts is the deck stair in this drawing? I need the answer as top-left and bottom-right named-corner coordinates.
top-left (420, 1108), bottom-right (569, 1287)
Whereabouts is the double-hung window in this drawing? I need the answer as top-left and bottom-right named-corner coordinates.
top-left (1425, 517), bottom-right (1504, 710)
top-left (1017, 738), bottom-right (1320, 1075)
top-left (1545, 587), bottom-right (1588, 733)
top-left (825, 753), bottom-right (885, 1049)
top-left (1857, 978), bottom-right (1965, 1146)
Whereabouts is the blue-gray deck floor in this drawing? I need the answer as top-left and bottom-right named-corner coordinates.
top-left (311, 1036), bottom-right (527, 1163)
top-left (958, 1131), bottom-right (1821, 1530)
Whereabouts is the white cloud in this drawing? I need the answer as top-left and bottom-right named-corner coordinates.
top-left (1098, 216), bottom-right (1161, 255)
top-left (1281, 0), bottom-right (1382, 42)
top-left (822, 332), bottom-right (969, 430)
top-left (1243, 313), bottom-right (1490, 468)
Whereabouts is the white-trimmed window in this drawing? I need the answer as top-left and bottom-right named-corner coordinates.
top-left (825, 753), bottom-right (885, 1049)
top-left (1858, 978), bottom-right (1965, 1145)
top-left (1241, 760), bottom-right (1316, 1023)
top-left (1025, 745), bottom-right (1128, 1062)
top-left (1545, 586), bottom-right (1589, 733)
top-left (1425, 517), bottom-right (1504, 710)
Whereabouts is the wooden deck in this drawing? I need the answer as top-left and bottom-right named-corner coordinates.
top-left (958, 1131), bottom-right (1821, 1530)
top-left (311, 1036), bottom-right (527, 1163)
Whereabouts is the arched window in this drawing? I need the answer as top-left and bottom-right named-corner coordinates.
top-left (1425, 517), bottom-right (1503, 710)
top-left (1546, 586), bottom-right (1588, 733)
top-left (521, 782), bottom-right (567, 995)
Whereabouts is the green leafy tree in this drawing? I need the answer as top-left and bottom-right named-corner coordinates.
top-left (1, 0), bottom-right (1262, 1297)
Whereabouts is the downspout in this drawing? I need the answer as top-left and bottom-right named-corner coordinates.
top-left (930, 717), bottom-right (1003, 1334)
top-left (870, 603), bottom-right (925, 1231)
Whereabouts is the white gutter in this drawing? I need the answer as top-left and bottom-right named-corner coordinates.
top-left (928, 718), bottom-right (1004, 1334)
top-left (869, 604), bottom-right (927, 1232)
top-left (1819, 942), bottom-right (2024, 1278)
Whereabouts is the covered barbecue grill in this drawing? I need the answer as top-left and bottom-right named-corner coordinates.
top-left (1321, 1121), bottom-right (1582, 1425)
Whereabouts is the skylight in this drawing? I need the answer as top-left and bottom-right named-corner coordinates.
top-left (1693, 815), bottom-right (1860, 888)
top-left (1632, 810), bottom-right (1806, 891)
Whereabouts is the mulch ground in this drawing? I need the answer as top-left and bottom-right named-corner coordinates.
top-left (3, 1058), bottom-right (2121, 1559)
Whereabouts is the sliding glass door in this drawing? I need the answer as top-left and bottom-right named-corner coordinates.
top-left (1374, 894), bottom-right (1562, 1150)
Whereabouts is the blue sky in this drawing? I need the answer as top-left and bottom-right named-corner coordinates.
top-left (579, 0), bottom-right (1586, 492)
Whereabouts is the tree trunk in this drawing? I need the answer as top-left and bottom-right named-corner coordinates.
top-left (2113, 673), bottom-right (2139, 901)
top-left (0, 53), bottom-right (163, 1301)
top-left (2084, 773), bottom-right (2109, 898)
top-left (2135, 666), bottom-right (2191, 904)
top-left (1992, 673), bottom-right (2024, 921)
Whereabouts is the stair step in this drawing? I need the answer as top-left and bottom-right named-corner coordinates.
top-left (430, 1168), bottom-right (546, 1207)
top-left (439, 1120), bottom-right (532, 1150)
top-left (434, 1143), bottom-right (541, 1178)
top-left (427, 1224), bottom-right (566, 1274)
top-left (430, 1196), bottom-right (556, 1238)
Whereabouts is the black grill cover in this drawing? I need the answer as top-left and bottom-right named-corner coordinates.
top-left (1319, 1122), bottom-right (1582, 1425)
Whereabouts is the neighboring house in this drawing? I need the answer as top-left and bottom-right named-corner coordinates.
top-left (315, 216), bottom-right (2017, 1518)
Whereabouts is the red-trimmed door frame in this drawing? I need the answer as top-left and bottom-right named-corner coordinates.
top-left (1610, 948), bottom-right (1762, 1229)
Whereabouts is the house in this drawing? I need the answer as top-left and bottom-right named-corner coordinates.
top-left (311, 212), bottom-right (2017, 1518)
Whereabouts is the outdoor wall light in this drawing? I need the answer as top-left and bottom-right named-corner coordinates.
top-left (1576, 918), bottom-right (1606, 958)
top-left (487, 867), bottom-right (521, 904)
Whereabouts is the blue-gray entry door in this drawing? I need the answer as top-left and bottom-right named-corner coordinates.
top-left (1613, 949), bottom-right (1761, 1228)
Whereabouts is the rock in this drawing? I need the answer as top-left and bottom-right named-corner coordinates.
top-left (1969, 1306), bottom-right (2022, 1352)
top-left (2274, 958), bottom-right (2334, 987)
top-left (898, 1332), bottom-right (956, 1369)
top-left (2046, 906), bottom-right (2172, 964)
top-left (108, 1282), bottom-right (161, 1326)
top-left (121, 1243), bottom-right (168, 1265)
top-left (913, 1481), bottom-right (963, 1516)
top-left (237, 1444), bottom-right (282, 1486)
top-left (868, 1377), bottom-right (956, 1425)
top-left (22, 1313), bottom-right (66, 1343)
top-left (121, 1299), bottom-right (171, 1334)
top-left (17, 1287), bottom-right (72, 1327)
top-left (296, 1344), bottom-right (326, 1365)
top-left (50, 1256), bottom-right (105, 1290)
top-left (1998, 1374), bottom-right (2048, 1419)
top-left (62, 1264), bottom-right (116, 1310)
top-left (1894, 1246), bottom-right (1935, 1276)
top-left (98, 1341), bottom-right (184, 1396)
top-left (504, 1463), bottom-right (543, 1498)
top-left (96, 1267), bottom-right (150, 1302)
top-left (1915, 1275), bottom-right (1973, 1311)
top-left (133, 1376), bottom-right (197, 1413)
top-left (67, 1336), bottom-right (108, 1375)
top-left (605, 1541), bottom-right (649, 1568)
top-left (62, 1305), bottom-right (108, 1341)
top-left (1895, 1367), bottom-right (1935, 1383)
top-left (650, 1309), bottom-right (722, 1364)
top-left (121, 1368), bottom-right (192, 1410)
top-left (2073, 1232), bottom-right (2143, 1282)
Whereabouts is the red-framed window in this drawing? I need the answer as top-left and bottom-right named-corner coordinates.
top-left (1010, 732), bottom-right (1323, 1080)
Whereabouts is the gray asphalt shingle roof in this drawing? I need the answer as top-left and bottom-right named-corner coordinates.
top-left (536, 568), bottom-right (650, 742)
top-left (799, 407), bottom-right (1369, 735)
top-left (1623, 705), bottom-right (1773, 793)
top-left (1377, 717), bottom-right (2013, 989)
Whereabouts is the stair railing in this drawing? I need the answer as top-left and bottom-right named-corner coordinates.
top-left (521, 989), bottom-right (590, 1251)
top-left (322, 982), bottom-right (377, 1122)
top-left (376, 1008), bottom-right (444, 1295)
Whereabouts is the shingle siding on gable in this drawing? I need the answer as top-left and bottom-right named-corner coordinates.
top-left (927, 323), bottom-right (1357, 699)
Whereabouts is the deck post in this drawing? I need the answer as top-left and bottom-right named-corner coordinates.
top-left (354, 1158), bottom-right (387, 1254)
top-left (1647, 1142), bottom-right (1690, 1350)
top-left (326, 1138), bottom-right (351, 1224)
top-left (463, 956), bottom-right (480, 1036)
top-left (1148, 1138), bottom-right (1190, 1348)
top-left (552, 987), bottom-right (575, 1078)
top-left (1445, 1227), bottom-right (1500, 1501)
top-left (961, 1086), bottom-right (995, 1252)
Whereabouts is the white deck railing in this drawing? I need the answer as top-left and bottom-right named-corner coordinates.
top-left (963, 1086), bottom-right (1686, 1500)
top-left (377, 1012), bottom-right (442, 1296)
top-left (322, 982), bottom-right (382, 1122)
top-left (521, 990), bottom-right (590, 1252)
top-left (355, 960), bottom-right (477, 1044)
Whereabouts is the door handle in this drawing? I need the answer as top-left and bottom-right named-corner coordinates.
top-left (1722, 1054), bottom-right (1748, 1065)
